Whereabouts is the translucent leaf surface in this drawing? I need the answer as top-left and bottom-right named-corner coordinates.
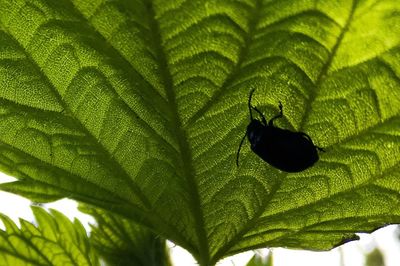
top-left (0, 206), bottom-right (99, 266)
top-left (0, 0), bottom-right (399, 265)
top-left (80, 205), bottom-right (171, 266)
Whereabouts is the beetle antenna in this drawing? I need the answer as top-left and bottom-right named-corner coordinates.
top-left (236, 131), bottom-right (247, 167)
top-left (248, 89), bottom-right (256, 120)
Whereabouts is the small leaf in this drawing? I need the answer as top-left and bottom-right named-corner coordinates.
top-left (365, 248), bottom-right (385, 266)
top-left (246, 252), bottom-right (273, 266)
top-left (81, 205), bottom-right (171, 266)
top-left (0, 206), bottom-right (99, 266)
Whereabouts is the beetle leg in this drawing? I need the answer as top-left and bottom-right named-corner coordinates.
top-left (251, 106), bottom-right (267, 125)
top-left (300, 132), bottom-right (312, 142)
top-left (300, 132), bottom-right (325, 152)
top-left (316, 146), bottom-right (325, 152)
top-left (268, 101), bottom-right (283, 126)
top-left (236, 131), bottom-right (248, 167)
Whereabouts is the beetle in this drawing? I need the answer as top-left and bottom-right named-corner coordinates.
top-left (236, 89), bottom-right (324, 172)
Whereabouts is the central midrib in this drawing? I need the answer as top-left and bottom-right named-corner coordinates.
top-left (145, 1), bottom-right (210, 264)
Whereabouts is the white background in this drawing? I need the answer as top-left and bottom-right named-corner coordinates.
top-left (1, 172), bottom-right (399, 266)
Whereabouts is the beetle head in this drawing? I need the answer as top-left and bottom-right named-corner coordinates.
top-left (247, 119), bottom-right (265, 144)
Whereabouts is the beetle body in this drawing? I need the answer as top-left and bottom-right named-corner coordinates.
top-left (236, 89), bottom-right (323, 172)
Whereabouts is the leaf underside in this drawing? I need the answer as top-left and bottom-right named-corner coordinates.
top-left (0, 0), bottom-right (399, 265)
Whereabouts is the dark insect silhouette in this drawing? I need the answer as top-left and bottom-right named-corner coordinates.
top-left (236, 89), bottom-right (324, 172)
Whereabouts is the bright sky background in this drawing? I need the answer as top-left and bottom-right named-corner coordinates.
top-left (1, 172), bottom-right (399, 266)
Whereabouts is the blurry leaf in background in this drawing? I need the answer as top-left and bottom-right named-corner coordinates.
top-left (246, 251), bottom-right (273, 266)
top-left (0, 206), bottom-right (99, 266)
top-left (365, 248), bottom-right (385, 266)
top-left (0, 0), bottom-right (399, 265)
top-left (80, 205), bottom-right (171, 266)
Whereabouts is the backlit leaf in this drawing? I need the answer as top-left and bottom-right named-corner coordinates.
top-left (80, 205), bottom-right (171, 266)
top-left (0, 206), bottom-right (99, 266)
top-left (0, 0), bottom-right (399, 265)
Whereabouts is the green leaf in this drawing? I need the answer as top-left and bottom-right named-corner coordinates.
top-left (80, 205), bottom-right (171, 266)
top-left (365, 248), bottom-right (385, 266)
top-left (0, 0), bottom-right (399, 265)
top-left (246, 252), bottom-right (273, 266)
top-left (0, 206), bottom-right (99, 266)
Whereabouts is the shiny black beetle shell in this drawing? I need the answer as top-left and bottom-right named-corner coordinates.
top-left (236, 89), bottom-right (324, 172)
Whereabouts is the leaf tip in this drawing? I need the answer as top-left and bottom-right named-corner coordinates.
top-left (332, 234), bottom-right (360, 248)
